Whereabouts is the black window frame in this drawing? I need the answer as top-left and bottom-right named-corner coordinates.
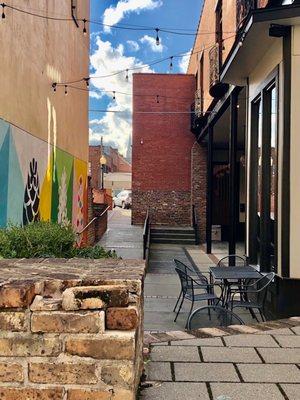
top-left (249, 67), bottom-right (279, 273)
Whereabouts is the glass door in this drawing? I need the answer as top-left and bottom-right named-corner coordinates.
top-left (250, 78), bottom-right (278, 272)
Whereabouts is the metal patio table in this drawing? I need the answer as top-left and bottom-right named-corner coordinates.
top-left (209, 266), bottom-right (262, 307)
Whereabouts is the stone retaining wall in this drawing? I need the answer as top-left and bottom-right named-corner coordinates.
top-left (0, 259), bottom-right (145, 399)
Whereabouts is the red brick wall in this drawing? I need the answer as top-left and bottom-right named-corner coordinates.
top-left (89, 146), bottom-right (131, 189)
top-left (191, 142), bottom-right (207, 242)
top-left (118, 156), bottom-right (132, 173)
top-left (132, 73), bottom-right (196, 225)
top-left (89, 146), bottom-right (101, 189)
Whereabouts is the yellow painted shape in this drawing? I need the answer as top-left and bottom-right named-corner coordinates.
top-left (40, 151), bottom-right (53, 221)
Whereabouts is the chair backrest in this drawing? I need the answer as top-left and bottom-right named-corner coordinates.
top-left (217, 255), bottom-right (247, 267)
top-left (175, 267), bottom-right (194, 297)
top-left (252, 272), bottom-right (275, 306)
top-left (173, 259), bottom-right (207, 285)
top-left (188, 305), bottom-right (245, 330)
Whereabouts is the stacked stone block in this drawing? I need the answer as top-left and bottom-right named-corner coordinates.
top-left (0, 259), bottom-right (145, 400)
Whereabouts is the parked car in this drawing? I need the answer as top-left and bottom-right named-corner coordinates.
top-left (113, 190), bottom-right (132, 209)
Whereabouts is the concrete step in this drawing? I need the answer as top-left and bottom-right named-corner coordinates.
top-left (151, 228), bottom-right (194, 234)
top-left (151, 232), bottom-right (195, 240)
top-left (151, 238), bottom-right (196, 245)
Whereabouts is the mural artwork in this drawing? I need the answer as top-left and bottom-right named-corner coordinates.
top-left (72, 158), bottom-right (88, 245)
top-left (0, 118), bottom-right (88, 242)
top-left (23, 158), bottom-right (40, 225)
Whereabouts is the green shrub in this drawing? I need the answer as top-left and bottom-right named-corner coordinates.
top-left (0, 230), bottom-right (13, 259)
top-left (73, 245), bottom-right (118, 259)
top-left (0, 222), bottom-right (116, 259)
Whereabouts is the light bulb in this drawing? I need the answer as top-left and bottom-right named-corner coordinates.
top-left (155, 28), bottom-right (160, 46)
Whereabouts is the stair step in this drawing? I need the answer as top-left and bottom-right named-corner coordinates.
top-left (151, 233), bottom-right (195, 239)
top-left (151, 228), bottom-right (195, 235)
top-left (151, 238), bottom-right (196, 245)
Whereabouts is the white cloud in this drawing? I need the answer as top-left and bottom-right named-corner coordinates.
top-left (103, 0), bottom-right (162, 32)
top-left (178, 51), bottom-right (191, 73)
top-left (127, 40), bottom-right (140, 52)
top-left (89, 91), bottom-right (103, 100)
top-left (89, 36), bottom-right (153, 155)
top-left (139, 35), bottom-right (165, 53)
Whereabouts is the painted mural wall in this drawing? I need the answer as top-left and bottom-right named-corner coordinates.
top-left (0, 118), bottom-right (88, 243)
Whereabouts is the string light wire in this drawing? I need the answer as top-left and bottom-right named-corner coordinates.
top-left (2, 2), bottom-right (236, 36)
top-left (54, 33), bottom-right (236, 87)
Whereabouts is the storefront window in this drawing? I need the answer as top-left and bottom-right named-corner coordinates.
top-left (250, 76), bottom-right (278, 272)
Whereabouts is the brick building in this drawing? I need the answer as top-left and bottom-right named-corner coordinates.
top-left (132, 0), bottom-right (300, 317)
top-left (89, 145), bottom-right (131, 189)
top-left (132, 74), bottom-right (197, 226)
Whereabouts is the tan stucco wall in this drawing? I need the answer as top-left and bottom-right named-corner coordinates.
top-left (0, 0), bottom-right (89, 162)
top-left (289, 25), bottom-right (300, 279)
top-left (247, 40), bottom-right (283, 275)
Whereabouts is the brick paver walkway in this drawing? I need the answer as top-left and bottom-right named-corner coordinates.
top-left (140, 318), bottom-right (300, 399)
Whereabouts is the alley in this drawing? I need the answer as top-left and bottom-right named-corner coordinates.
top-left (98, 208), bottom-right (143, 259)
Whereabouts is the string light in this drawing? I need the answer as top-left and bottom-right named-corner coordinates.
top-left (238, 32), bottom-right (246, 47)
top-left (60, 84), bottom-right (244, 103)
top-left (1, 3), bottom-right (6, 19)
top-left (155, 28), bottom-right (160, 46)
top-left (90, 109), bottom-right (222, 114)
top-left (169, 56), bottom-right (173, 71)
top-left (84, 77), bottom-right (90, 88)
top-left (83, 18), bottom-right (87, 35)
top-left (53, 34), bottom-right (236, 86)
top-left (1, 2), bottom-right (237, 37)
top-left (64, 85), bottom-right (68, 96)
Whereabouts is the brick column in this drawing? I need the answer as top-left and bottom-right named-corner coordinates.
top-left (191, 142), bottom-right (207, 243)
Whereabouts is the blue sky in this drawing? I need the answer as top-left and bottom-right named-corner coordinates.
top-left (89, 0), bottom-right (203, 157)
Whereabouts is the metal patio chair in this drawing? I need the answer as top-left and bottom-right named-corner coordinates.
top-left (215, 254), bottom-right (248, 306)
top-left (173, 259), bottom-right (213, 314)
top-left (187, 304), bottom-right (245, 330)
top-left (217, 254), bottom-right (247, 268)
top-left (174, 267), bottom-right (222, 328)
top-left (227, 272), bottom-right (275, 322)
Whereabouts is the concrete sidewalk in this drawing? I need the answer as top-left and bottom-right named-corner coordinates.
top-left (144, 243), bottom-right (195, 332)
top-left (98, 208), bottom-right (143, 259)
top-left (141, 318), bottom-right (300, 400)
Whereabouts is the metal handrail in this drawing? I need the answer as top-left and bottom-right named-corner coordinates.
top-left (143, 209), bottom-right (150, 260)
top-left (192, 205), bottom-right (200, 245)
top-left (76, 205), bottom-right (110, 236)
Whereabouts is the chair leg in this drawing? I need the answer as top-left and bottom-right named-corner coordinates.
top-left (251, 308), bottom-right (260, 322)
top-left (174, 294), bottom-right (185, 322)
top-left (249, 307), bottom-right (257, 320)
top-left (173, 290), bottom-right (182, 312)
top-left (259, 308), bottom-right (266, 322)
top-left (185, 299), bottom-right (194, 329)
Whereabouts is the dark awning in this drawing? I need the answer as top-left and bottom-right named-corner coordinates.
top-left (221, 5), bottom-right (300, 86)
